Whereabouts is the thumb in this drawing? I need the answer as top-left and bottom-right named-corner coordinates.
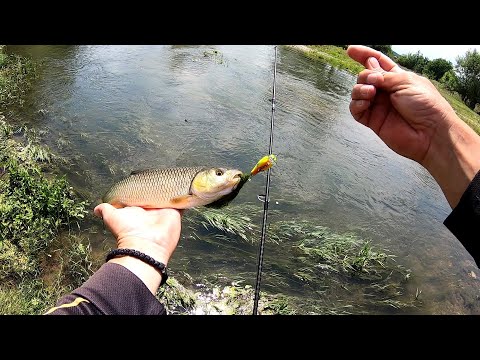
top-left (94, 203), bottom-right (117, 220)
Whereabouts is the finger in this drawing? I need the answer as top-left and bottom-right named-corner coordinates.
top-left (349, 100), bottom-right (371, 124)
top-left (347, 45), bottom-right (402, 73)
top-left (357, 69), bottom-right (387, 85)
top-left (94, 203), bottom-right (117, 220)
top-left (366, 92), bottom-right (390, 135)
top-left (380, 71), bottom-right (412, 91)
top-left (357, 69), bottom-right (410, 92)
top-left (351, 84), bottom-right (376, 100)
top-left (356, 69), bottom-right (384, 86)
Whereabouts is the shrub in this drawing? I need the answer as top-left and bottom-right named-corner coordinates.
top-left (423, 58), bottom-right (453, 81)
top-left (397, 51), bottom-right (429, 74)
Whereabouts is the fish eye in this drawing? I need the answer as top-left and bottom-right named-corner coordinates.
top-left (215, 169), bottom-right (224, 176)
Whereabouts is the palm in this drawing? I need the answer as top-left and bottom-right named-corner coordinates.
top-left (100, 206), bottom-right (182, 247)
top-left (365, 90), bottom-right (431, 162)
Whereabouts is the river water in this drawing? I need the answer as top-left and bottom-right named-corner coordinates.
top-left (6, 45), bottom-right (480, 314)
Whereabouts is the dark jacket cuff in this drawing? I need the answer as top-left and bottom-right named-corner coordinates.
top-left (444, 170), bottom-right (480, 266)
top-left (72, 262), bottom-right (166, 315)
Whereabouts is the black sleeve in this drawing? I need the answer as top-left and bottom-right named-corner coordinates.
top-left (45, 263), bottom-right (166, 315)
top-left (444, 170), bottom-right (480, 267)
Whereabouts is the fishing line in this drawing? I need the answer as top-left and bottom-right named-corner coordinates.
top-left (253, 45), bottom-right (277, 315)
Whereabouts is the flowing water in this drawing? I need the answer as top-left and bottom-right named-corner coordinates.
top-left (5, 45), bottom-right (480, 314)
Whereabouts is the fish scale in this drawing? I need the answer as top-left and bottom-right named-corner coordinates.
top-left (103, 166), bottom-right (205, 208)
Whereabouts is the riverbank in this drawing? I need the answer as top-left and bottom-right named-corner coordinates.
top-left (0, 49), bottom-right (95, 314)
top-left (435, 82), bottom-right (480, 134)
top-left (0, 47), bottom-right (36, 109)
top-left (287, 45), bottom-right (480, 135)
top-left (286, 45), bottom-right (364, 75)
top-left (0, 119), bottom-right (95, 314)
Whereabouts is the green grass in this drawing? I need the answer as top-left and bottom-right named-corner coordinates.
top-left (0, 51), bottom-right (36, 108)
top-left (0, 279), bottom-right (63, 315)
top-left (267, 220), bottom-right (411, 282)
top-left (287, 45), bottom-right (364, 75)
top-left (0, 120), bottom-right (93, 314)
top-left (433, 80), bottom-right (480, 134)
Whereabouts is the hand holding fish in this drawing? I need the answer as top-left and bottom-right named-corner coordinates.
top-left (347, 45), bottom-right (480, 209)
top-left (94, 204), bottom-right (182, 294)
top-left (93, 155), bottom-right (276, 294)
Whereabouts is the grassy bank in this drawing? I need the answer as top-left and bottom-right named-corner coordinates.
top-left (287, 45), bottom-right (364, 75)
top-left (0, 47), bottom-right (36, 108)
top-left (434, 82), bottom-right (480, 134)
top-left (0, 120), bottom-right (94, 314)
top-left (288, 45), bottom-right (480, 135)
top-left (0, 50), bottom-right (96, 314)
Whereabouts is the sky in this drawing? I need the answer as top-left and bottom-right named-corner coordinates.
top-left (391, 45), bottom-right (480, 64)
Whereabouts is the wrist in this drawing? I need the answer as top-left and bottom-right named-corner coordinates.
top-left (108, 237), bottom-right (174, 295)
top-left (423, 114), bottom-right (480, 208)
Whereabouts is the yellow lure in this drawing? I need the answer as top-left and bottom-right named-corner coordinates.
top-left (250, 154), bottom-right (277, 176)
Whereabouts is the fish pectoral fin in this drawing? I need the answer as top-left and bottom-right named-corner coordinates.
top-left (110, 201), bottom-right (126, 209)
top-left (170, 194), bottom-right (204, 209)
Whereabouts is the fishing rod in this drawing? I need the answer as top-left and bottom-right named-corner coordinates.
top-left (253, 45), bottom-right (277, 315)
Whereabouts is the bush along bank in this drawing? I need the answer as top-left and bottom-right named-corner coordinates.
top-left (0, 119), bottom-right (94, 314)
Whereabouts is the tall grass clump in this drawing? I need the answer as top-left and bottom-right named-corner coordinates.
top-left (0, 50), bottom-right (36, 108)
top-left (0, 120), bottom-right (93, 314)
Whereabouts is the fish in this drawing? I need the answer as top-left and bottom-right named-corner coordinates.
top-left (102, 166), bottom-right (243, 209)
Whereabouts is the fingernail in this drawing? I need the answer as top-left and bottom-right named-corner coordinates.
top-left (366, 73), bottom-right (379, 84)
top-left (367, 57), bottom-right (381, 69)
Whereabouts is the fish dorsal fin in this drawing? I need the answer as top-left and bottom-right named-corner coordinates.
top-left (130, 167), bottom-right (206, 176)
top-left (130, 169), bottom-right (154, 175)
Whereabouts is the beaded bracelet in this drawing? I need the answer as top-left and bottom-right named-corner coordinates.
top-left (106, 248), bottom-right (169, 286)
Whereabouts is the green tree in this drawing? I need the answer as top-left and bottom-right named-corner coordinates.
top-left (423, 58), bottom-right (453, 81)
top-left (455, 49), bottom-right (480, 109)
top-left (397, 51), bottom-right (429, 74)
top-left (367, 45), bottom-right (393, 58)
top-left (440, 69), bottom-right (460, 92)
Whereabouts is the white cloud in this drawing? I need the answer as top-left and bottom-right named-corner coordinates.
top-left (391, 45), bottom-right (480, 64)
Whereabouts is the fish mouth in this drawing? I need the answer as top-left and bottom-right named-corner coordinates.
top-left (229, 170), bottom-right (243, 187)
